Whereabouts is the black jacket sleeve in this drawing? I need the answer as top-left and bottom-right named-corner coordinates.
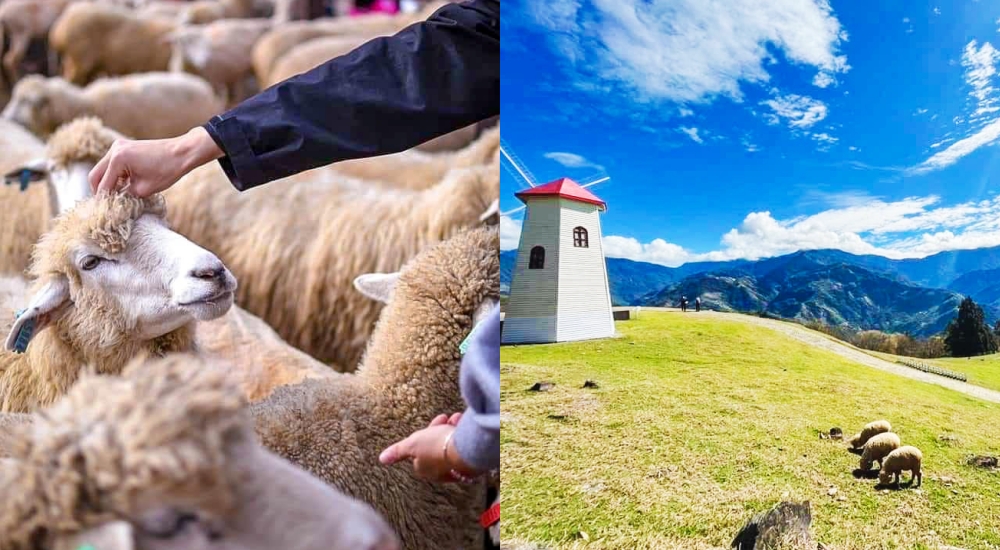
top-left (202, 0), bottom-right (499, 191)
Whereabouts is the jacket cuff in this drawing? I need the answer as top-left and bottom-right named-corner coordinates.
top-left (453, 407), bottom-right (499, 473)
top-left (203, 116), bottom-right (267, 191)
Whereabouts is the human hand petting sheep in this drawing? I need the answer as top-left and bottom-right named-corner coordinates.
top-left (380, 412), bottom-right (481, 483)
top-left (88, 126), bottom-right (223, 196)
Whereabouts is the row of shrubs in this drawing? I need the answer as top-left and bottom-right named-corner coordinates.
top-left (796, 320), bottom-right (948, 359)
top-left (895, 358), bottom-right (968, 382)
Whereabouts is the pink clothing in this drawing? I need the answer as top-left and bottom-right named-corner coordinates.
top-left (350, 0), bottom-right (398, 15)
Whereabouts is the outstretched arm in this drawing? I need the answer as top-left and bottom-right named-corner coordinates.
top-left (90, 0), bottom-right (499, 196)
top-left (206, 0), bottom-right (500, 190)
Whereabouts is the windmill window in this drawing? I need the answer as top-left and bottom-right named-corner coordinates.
top-left (573, 227), bottom-right (589, 248)
top-left (529, 246), bottom-right (545, 269)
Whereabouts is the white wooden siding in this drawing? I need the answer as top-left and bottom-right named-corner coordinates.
top-left (555, 199), bottom-right (615, 341)
top-left (502, 198), bottom-right (561, 344)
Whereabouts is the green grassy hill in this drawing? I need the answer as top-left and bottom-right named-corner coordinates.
top-left (501, 312), bottom-right (1000, 549)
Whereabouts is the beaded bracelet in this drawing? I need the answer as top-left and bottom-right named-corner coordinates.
top-left (443, 430), bottom-right (479, 484)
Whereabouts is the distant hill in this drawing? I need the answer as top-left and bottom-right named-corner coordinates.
top-left (499, 251), bottom-right (745, 305)
top-left (640, 259), bottom-right (993, 337)
top-left (948, 268), bottom-right (1000, 308)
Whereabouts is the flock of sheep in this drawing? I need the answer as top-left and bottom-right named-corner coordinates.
top-left (847, 419), bottom-right (923, 488)
top-left (0, 0), bottom-right (499, 548)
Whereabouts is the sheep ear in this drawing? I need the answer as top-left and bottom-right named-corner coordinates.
top-left (54, 521), bottom-right (134, 550)
top-left (4, 276), bottom-right (70, 354)
top-left (2, 158), bottom-right (48, 191)
top-left (353, 272), bottom-right (400, 303)
top-left (479, 199), bottom-right (499, 223)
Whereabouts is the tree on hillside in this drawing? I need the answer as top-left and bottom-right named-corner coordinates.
top-left (994, 320), bottom-right (1000, 341)
top-left (945, 297), bottom-right (998, 357)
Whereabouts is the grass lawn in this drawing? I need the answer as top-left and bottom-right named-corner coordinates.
top-left (501, 312), bottom-right (1000, 549)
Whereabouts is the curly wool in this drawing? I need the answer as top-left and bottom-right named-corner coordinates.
top-left (849, 419), bottom-right (891, 449)
top-left (252, 227), bottom-right (499, 550)
top-left (879, 446), bottom-right (923, 485)
top-left (45, 116), bottom-right (122, 172)
top-left (0, 353), bottom-right (248, 549)
top-left (860, 432), bottom-right (901, 471)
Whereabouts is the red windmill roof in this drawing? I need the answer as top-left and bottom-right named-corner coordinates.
top-left (514, 177), bottom-right (607, 210)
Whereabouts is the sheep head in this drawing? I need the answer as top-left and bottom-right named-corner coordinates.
top-left (0, 354), bottom-right (399, 550)
top-left (0, 75), bottom-right (70, 138)
top-left (4, 193), bottom-right (237, 359)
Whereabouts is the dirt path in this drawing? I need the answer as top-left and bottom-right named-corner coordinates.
top-left (647, 309), bottom-right (1000, 404)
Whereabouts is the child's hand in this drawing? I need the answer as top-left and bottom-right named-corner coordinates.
top-left (379, 413), bottom-right (476, 482)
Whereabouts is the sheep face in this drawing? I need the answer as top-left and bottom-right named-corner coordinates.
top-left (0, 75), bottom-right (57, 137)
top-left (4, 194), bottom-right (237, 352)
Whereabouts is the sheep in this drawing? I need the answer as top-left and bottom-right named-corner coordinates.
top-left (878, 446), bottom-right (923, 487)
top-left (0, 0), bottom-right (71, 83)
top-left (0, 353), bottom-right (400, 550)
top-left (0, 192), bottom-right (238, 412)
top-left (48, 2), bottom-right (176, 85)
top-left (251, 225), bottom-right (499, 550)
top-left (166, 160), bottom-right (498, 369)
top-left (251, 15), bottom-right (408, 84)
top-left (2, 72), bottom-right (223, 139)
top-left (848, 419), bottom-right (892, 449)
top-left (263, 34), bottom-right (375, 87)
top-left (167, 18), bottom-right (273, 106)
top-left (22, 117), bottom-right (498, 370)
top-left (329, 124), bottom-right (499, 190)
top-left (0, 116), bottom-right (94, 276)
top-left (859, 432), bottom-right (901, 471)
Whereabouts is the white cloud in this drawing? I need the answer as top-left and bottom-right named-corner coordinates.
top-left (812, 72), bottom-right (835, 88)
top-left (761, 94), bottom-right (828, 128)
top-left (603, 194), bottom-right (1000, 266)
top-left (500, 215), bottom-right (522, 251)
top-left (543, 151), bottom-right (605, 170)
top-left (962, 40), bottom-right (1000, 116)
top-left (528, 0), bottom-right (849, 104)
top-left (679, 126), bottom-right (704, 144)
top-left (929, 138), bottom-right (954, 149)
top-left (902, 17), bottom-right (910, 23)
top-left (742, 136), bottom-right (760, 152)
top-left (678, 107), bottom-right (694, 117)
top-left (914, 108), bottom-right (928, 115)
top-left (933, 6), bottom-right (941, 15)
top-left (811, 132), bottom-right (838, 144)
top-left (911, 118), bottom-right (1000, 174)
top-left (848, 145), bottom-right (859, 151)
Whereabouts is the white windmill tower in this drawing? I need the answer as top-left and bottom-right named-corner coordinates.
top-left (501, 140), bottom-right (615, 344)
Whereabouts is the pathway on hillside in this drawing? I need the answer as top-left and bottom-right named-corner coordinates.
top-left (671, 310), bottom-right (1000, 404)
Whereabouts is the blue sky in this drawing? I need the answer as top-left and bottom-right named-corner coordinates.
top-left (500, 0), bottom-right (1000, 266)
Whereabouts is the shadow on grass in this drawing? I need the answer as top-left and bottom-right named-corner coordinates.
top-left (847, 447), bottom-right (863, 456)
top-left (852, 468), bottom-right (879, 480)
top-left (874, 480), bottom-right (920, 491)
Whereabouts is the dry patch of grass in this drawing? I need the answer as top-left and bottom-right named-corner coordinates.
top-left (501, 312), bottom-right (1000, 549)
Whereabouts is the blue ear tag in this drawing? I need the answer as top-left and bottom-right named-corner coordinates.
top-left (19, 168), bottom-right (31, 192)
top-left (459, 319), bottom-right (485, 355)
top-left (12, 308), bottom-right (34, 354)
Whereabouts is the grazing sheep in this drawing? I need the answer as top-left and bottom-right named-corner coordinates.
top-left (0, 353), bottom-right (400, 550)
top-left (0, 0), bottom-right (71, 82)
top-left (2, 72), bottom-right (223, 139)
top-left (329, 124), bottom-right (499, 190)
top-left (879, 446), bottom-right (923, 487)
top-left (252, 226), bottom-right (499, 550)
top-left (848, 419), bottom-right (892, 449)
top-left (859, 432), bottom-right (901, 471)
top-left (49, 2), bottom-right (176, 85)
top-left (167, 18), bottom-right (272, 106)
top-left (0, 192), bottom-right (238, 412)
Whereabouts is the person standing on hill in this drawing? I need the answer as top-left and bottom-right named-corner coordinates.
top-left (695, 296), bottom-right (701, 312)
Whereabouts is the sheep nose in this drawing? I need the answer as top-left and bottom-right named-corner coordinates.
top-left (190, 265), bottom-right (225, 281)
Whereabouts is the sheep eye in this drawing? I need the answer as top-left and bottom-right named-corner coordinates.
top-left (146, 511), bottom-right (200, 539)
top-left (80, 256), bottom-right (101, 271)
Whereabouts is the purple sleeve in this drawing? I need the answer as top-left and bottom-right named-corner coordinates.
top-left (453, 304), bottom-right (500, 472)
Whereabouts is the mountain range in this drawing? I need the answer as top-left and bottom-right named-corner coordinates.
top-left (499, 246), bottom-right (1000, 337)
